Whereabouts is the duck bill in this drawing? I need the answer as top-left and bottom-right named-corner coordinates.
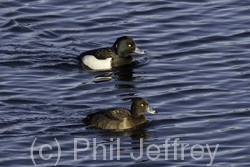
top-left (146, 106), bottom-right (157, 114)
top-left (134, 47), bottom-right (146, 54)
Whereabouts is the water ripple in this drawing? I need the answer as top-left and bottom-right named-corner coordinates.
top-left (1, 0), bottom-right (250, 166)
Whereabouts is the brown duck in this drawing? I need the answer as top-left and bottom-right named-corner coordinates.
top-left (83, 97), bottom-right (157, 130)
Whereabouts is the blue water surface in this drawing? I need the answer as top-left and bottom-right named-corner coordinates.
top-left (1, 0), bottom-right (250, 166)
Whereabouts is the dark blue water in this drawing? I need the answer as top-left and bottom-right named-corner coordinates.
top-left (1, 0), bottom-right (250, 166)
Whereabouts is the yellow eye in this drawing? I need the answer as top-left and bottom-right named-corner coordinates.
top-left (141, 103), bottom-right (144, 107)
top-left (128, 44), bottom-right (131, 47)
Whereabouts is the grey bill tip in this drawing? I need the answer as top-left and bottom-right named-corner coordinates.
top-left (134, 47), bottom-right (146, 54)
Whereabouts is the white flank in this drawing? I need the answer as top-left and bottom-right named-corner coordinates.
top-left (82, 55), bottom-right (112, 70)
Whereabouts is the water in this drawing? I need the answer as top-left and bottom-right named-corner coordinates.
top-left (1, 0), bottom-right (250, 166)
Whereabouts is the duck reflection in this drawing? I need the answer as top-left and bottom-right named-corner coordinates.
top-left (90, 68), bottom-right (145, 85)
top-left (92, 72), bottom-right (113, 83)
top-left (98, 122), bottom-right (155, 140)
top-left (113, 68), bottom-right (135, 81)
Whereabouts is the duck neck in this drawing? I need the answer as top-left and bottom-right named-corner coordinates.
top-left (130, 106), bottom-right (142, 117)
